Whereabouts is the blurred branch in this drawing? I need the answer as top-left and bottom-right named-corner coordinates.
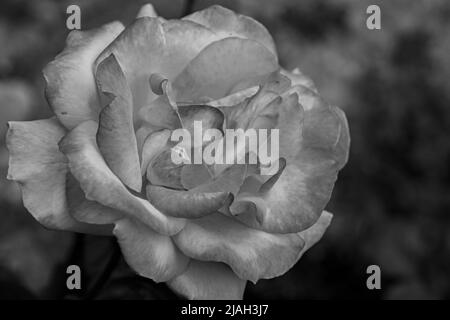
top-left (182, 0), bottom-right (196, 17)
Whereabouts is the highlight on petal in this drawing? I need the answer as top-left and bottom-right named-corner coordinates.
top-left (173, 37), bottom-right (278, 102)
top-left (6, 118), bottom-right (110, 234)
top-left (183, 5), bottom-right (277, 57)
top-left (96, 17), bottom-right (225, 114)
top-left (95, 54), bottom-right (142, 192)
top-left (173, 213), bottom-right (305, 283)
top-left (59, 120), bottom-right (186, 235)
top-left (281, 68), bottom-right (318, 93)
top-left (44, 21), bottom-right (124, 129)
top-left (168, 260), bottom-right (246, 300)
top-left (136, 3), bottom-right (158, 18)
top-left (206, 86), bottom-right (259, 108)
top-left (114, 218), bottom-right (189, 282)
top-left (136, 124), bottom-right (158, 156)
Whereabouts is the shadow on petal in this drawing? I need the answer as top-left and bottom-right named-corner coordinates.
top-left (173, 213), bottom-right (305, 283)
top-left (168, 260), bottom-right (246, 300)
top-left (114, 218), bottom-right (189, 282)
top-left (59, 120), bottom-right (186, 236)
top-left (95, 54), bottom-right (142, 192)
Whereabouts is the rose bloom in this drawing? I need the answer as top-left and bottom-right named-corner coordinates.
top-left (6, 4), bottom-right (349, 299)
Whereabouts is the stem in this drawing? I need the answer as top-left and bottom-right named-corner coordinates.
top-left (84, 238), bottom-right (121, 300)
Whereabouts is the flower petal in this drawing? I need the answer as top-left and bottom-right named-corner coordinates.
top-left (180, 164), bottom-right (213, 189)
top-left (173, 213), bottom-right (305, 283)
top-left (219, 71), bottom-right (293, 131)
top-left (139, 77), bottom-right (182, 130)
top-left (281, 68), bottom-right (317, 93)
top-left (177, 105), bottom-right (224, 137)
top-left (168, 260), bottom-right (246, 300)
top-left (146, 164), bottom-right (246, 218)
top-left (147, 149), bottom-right (185, 189)
top-left (6, 118), bottom-right (110, 234)
top-left (95, 54), bottom-right (142, 192)
top-left (59, 120), bottom-right (186, 235)
top-left (206, 86), bottom-right (259, 107)
top-left (146, 185), bottom-right (231, 219)
top-left (231, 91), bottom-right (349, 234)
top-left (113, 218), bottom-right (189, 282)
top-left (96, 17), bottom-right (225, 115)
top-left (43, 22), bottom-right (124, 129)
top-left (140, 129), bottom-right (171, 175)
top-left (232, 157), bottom-right (337, 234)
top-left (173, 37), bottom-right (278, 102)
top-left (183, 5), bottom-right (277, 57)
top-left (140, 76), bottom-right (225, 137)
top-left (136, 3), bottom-right (158, 18)
top-left (297, 211), bottom-right (333, 259)
top-left (195, 164), bottom-right (247, 195)
top-left (66, 173), bottom-right (123, 225)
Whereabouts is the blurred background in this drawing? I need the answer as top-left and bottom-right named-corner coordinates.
top-left (1, 0), bottom-right (449, 300)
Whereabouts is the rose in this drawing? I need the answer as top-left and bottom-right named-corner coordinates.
top-left (6, 4), bottom-right (349, 299)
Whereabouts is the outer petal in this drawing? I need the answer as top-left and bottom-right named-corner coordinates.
top-left (183, 5), bottom-right (277, 57)
top-left (95, 54), bottom-right (142, 192)
top-left (281, 68), bottom-right (318, 93)
top-left (297, 211), bottom-right (333, 259)
top-left (232, 157), bottom-right (337, 234)
top-left (168, 261), bottom-right (246, 300)
top-left (43, 22), bottom-right (124, 129)
top-left (136, 3), bottom-right (158, 18)
top-left (113, 218), bottom-right (189, 282)
top-left (173, 213), bottom-right (305, 283)
top-left (173, 37), bottom-right (278, 102)
top-left (231, 91), bottom-right (350, 234)
top-left (6, 118), bottom-right (110, 234)
top-left (59, 120), bottom-right (186, 235)
top-left (66, 173), bottom-right (123, 225)
top-left (96, 17), bottom-right (225, 115)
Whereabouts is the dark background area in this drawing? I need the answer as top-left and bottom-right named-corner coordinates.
top-left (1, 0), bottom-right (449, 300)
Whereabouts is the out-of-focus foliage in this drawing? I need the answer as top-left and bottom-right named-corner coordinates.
top-left (0, 0), bottom-right (449, 299)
